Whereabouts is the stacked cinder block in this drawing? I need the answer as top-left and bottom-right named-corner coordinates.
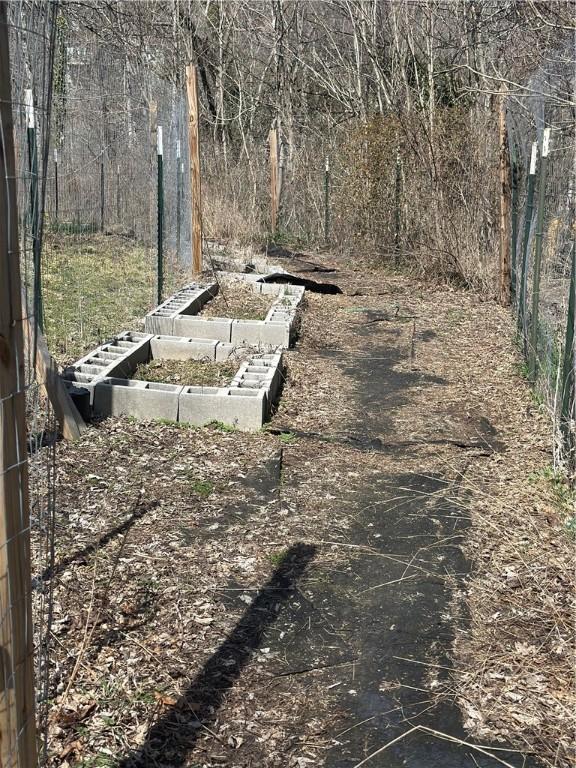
top-left (61, 275), bottom-right (302, 431)
top-left (144, 280), bottom-right (304, 349)
top-left (62, 332), bottom-right (152, 391)
top-left (144, 282), bottom-right (218, 334)
top-left (62, 334), bottom-right (284, 431)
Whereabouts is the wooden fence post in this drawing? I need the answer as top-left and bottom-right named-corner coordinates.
top-left (186, 65), bottom-right (203, 275)
top-left (269, 127), bottom-right (279, 235)
top-left (0, 4), bottom-right (39, 764)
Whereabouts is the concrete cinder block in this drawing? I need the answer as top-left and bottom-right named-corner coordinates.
top-left (178, 386), bottom-right (267, 431)
top-left (93, 378), bottom-right (183, 421)
top-left (230, 351), bottom-right (283, 406)
top-left (254, 282), bottom-right (284, 296)
top-left (144, 314), bottom-right (174, 335)
top-left (231, 320), bottom-right (290, 348)
top-left (215, 342), bottom-right (236, 361)
top-left (63, 333), bottom-right (152, 398)
top-left (150, 335), bottom-right (218, 361)
top-left (172, 316), bottom-right (233, 342)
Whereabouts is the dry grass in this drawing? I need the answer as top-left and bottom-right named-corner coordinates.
top-left (202, 281), bottom-right (271, 320)
top-left (43, 233), bottom-right (188, 366)
top-left (133, 358), bottom-right (239, 388)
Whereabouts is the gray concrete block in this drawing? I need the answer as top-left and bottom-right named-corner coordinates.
top-left (144, 314), bottom-right (174, 335)
top-left (150, 335), bottom-right (217, 361)
top-left (178, 386), bottom-right (267, 431)
top-left (173, 316), bottom-right (233, 342)
top-left (214, 342), bottom-right (236, 361)
top-left (93, 378), bottom-right (183, 421)
top-left (231, 320), bottom-right (290, 348)
top-left (254, 282), bottom-right (284, 296)
top-left (230, 351), bottom-right (283, 406)
top-left (64, 332), bottom-right (152, 397)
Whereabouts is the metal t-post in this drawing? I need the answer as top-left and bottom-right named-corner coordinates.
top-left (560, 244), bottom-right (575, 462)
top-left (518, 141), bottom-right (537, 340)
top-left (157, 125), bottom-right (164, 305)
top-left (529, 128), bottom-right (551, 380)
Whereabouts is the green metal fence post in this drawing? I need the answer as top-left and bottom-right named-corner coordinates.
top-left (394, 148), bottom-right (402, 263)
top-left (100, 160), bottom-right (105, 232)
top-left (157, 125), bottom-right (164, 305)
top-left (518, 140), bottom-right (537, 339)
top-left (510, 144), bottom-right (519, 302)
top-left (176, 139), bottom-right (181, 260)
top-left (529, 127), bottom-right (551, 380)
top-left (528, 128), bottom-right (550, 381)
top-left (26, 89), bottom-right (42, 330)
top-left (54, 148), bottom-right (59, 228)
top-left (324, 155), bottom-right (330, 243)
top-left (560, 244), bottom-right (575, 464)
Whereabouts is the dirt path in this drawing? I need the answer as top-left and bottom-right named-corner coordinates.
top-left (42, 259), bottom-right (570, 767)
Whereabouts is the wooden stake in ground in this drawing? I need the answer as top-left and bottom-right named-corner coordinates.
top-left (23, 316), bottom-right (86, 441)
top-left (498, 87), bottom-right (511, 306)
top-left (269, 127), bottom-right (279, 234)
top-left (0, 3), bottom-right (39, 764)
top-left (186, 64), bottom-right (203, 275)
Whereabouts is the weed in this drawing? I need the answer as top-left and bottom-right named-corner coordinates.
top-left (529, 465), bottom-right (576, 535)
top-left (208, 420), bottom-right (237, 433)
top-left (190, 480), bottom-right (214, 498)
top-left (269, 548), bottom-right (288, 566)
top-left (77, 756), bottom-right (115, 767)
top-left (154, 417), bottom-right (193, 429)
top-left (133, 689), bottom-right (156, 705)
top-left (278, 431), bottom-right (297, 445)
top-left (514, 360), bottom-right (530, 380)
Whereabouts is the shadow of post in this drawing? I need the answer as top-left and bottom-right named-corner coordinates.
top-left (116, 542), bottom-right (317, 767)
top-left (36, 499), bottom-right (159, 583)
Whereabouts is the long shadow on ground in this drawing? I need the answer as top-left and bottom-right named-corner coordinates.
top-left (115, 542), bottom-right (316, 768)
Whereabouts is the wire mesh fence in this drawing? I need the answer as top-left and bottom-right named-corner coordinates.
top-left (1, 1), bottom-right (575, 766)
top-left (2, 1), bottom-right (58, 765)
top-left (508, 46), bottom-right (576, 471)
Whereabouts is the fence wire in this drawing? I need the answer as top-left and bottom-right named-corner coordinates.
top-left (2, 1), bottom-right (58, 766)
top-left (508, 41), bottom-right (576, 471)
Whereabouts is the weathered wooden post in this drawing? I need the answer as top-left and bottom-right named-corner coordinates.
top-left (186, 65), bottom-right (203, 275)
top-left (0, 5), bottom-right (39, 763)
